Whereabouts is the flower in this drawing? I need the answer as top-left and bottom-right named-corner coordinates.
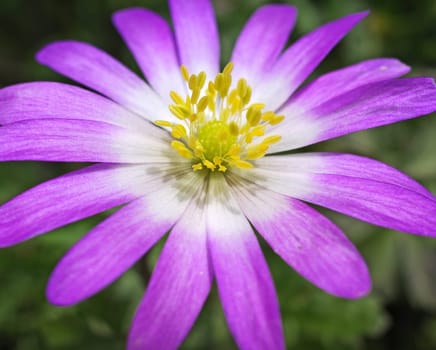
top-left (1, 0), bottom-right (436, 349)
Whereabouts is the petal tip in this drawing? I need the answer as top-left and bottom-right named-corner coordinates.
top-left (332, 272), bottom-right (372, 300)
top-left (0, 229), bottom-right (28, 248)
top-left (46, 287), bottom-right (71, 307)
top-left (393, 60), bottom-right (411, 75)
top-left (259, 3), bottom-right (298, 16)
top-left (46, 277), bottom-right (81, 307)
top-left (339, 10), bottom-right (370, 27)
top-left (35, 43), bottom-right (52, 64)
top-left (0, 240), bottom-right (16, 248)
top-left (355, 9), bottom-right (370, 19)
top-left (112, 7), bottom-right (148, 25)
top-left (35, 40), bottom-right (76, 65)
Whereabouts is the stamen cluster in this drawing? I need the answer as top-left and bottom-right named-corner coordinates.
top-left (155, 62), bottom-right (284, 172)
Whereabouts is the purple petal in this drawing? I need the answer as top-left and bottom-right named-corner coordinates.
top-left (0, 118), bottom-right (171, 163)
top-left (256, 152), bottom-right (434, 199)
top-left (48, 181), bottom-right (191, 305)
top-left (241, 155), bottom-right (436, 237)
top-left (254, 11), bottom-right (368, 110)
top-left (303, 174), bottom-right (436, 236)
top-left (128, 202), bottom-right (212, 350)
top-left (36, 41), bottom-right (168, 121)
top-left (0, 164), bottom-right (149, 247)
top-left (282, 58), bottom-right (410, 112)
top-left (169, 0), bottom-right (219, 77)
top-left (270, 77), bottom-right (436, 152)
top-left (0, 82), bottom-right (160, 133)
top-left (229, 178), bottom-right (370, 298)
top-left (231, 4), bottom-right (297, 86)
top-left (207, 175), bottom-right (285, 350)
top-left (113, 8), bottom-right (185, 101)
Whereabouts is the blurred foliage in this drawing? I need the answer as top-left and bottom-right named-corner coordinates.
top-left (1, 0), bottom-right (436, 349)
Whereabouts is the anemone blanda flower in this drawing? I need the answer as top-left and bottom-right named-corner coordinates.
top-left (2, 0), bottom-right (436, 349)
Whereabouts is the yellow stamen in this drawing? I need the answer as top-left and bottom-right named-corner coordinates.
top-left (171, 124), bottom-right (187, 139)
top-left (170, 91), bottom-right (185, 105)
top-left (197, 96), bottom-right (209, 112)
top-left (181, 65), bottom-right (190, 82)
top-left (168, 105), bottom-right (191, 120)
top-left (171, 140), bottom-right (193, 159)
top-left (232, 159), bottom-right (254, 169)
top-left (154, 120), bottom-right (172, 127)
top-left (156, 62), bottom-right (285, 172)
top-left (223, 62), bottom-right (234, 74)
top-left (262, 135), bottom-right (282, 145)
top-left (192, 162), bottom-right (203, 171)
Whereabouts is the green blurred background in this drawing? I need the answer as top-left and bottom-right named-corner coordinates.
top-left (1, 0), bottom-right (436, 349)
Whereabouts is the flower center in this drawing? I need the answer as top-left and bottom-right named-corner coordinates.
top-left (155, 62), bottom-right (284, 172)
top-left (197, 120), bottom-right (236, 161)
